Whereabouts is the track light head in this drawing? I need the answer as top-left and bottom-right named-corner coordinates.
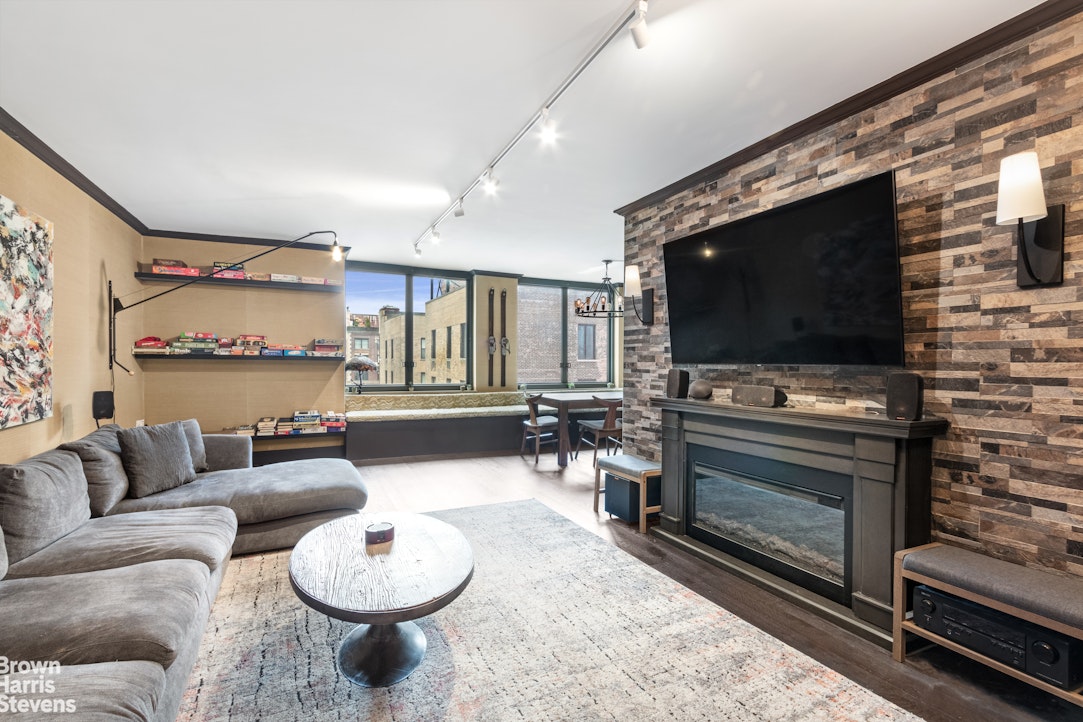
top-left (414, 242), bottom-right (422, 258)
top-left (453, 199), bottom-right (465, 217)
top-left (539, 107), bottom-right (557, 146)
top-left (482, 168), bottom-right (499, 196)
top-left (630, 0), bottom-right (650, 49)
top-left (430, 228), bottom-right (441, 244)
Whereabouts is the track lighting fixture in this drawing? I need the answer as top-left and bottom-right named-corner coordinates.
top-left (430, 228), bottom-right (441, 244)
top-left (539, 107), bottom-right (557, 145)
top-left (331, 236), bottom-right (343, 262)
top-left (630, 1), bottom-right (650, 49)
top-left (413, 242), bottom-right (422, 258)
top-left (408, 0), bottom-right (651, 258)
top-left (481, 168), bottom-right (499, 196)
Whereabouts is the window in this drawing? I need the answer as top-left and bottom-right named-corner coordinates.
top-left (459, 322), bottom-right (467, 358)
top-left (517, 282), bottom-right (613, 387)
top-left (446, 326), bottom-right (452, 359)
top-left (577, 324), bottom-right (596, 360)
top-left (346, 267), bottom-right (469, 390)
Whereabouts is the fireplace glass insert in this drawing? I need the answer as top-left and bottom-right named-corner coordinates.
top-left (687, 447), bottom-right (852, 605)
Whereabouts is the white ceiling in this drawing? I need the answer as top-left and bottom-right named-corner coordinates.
top-left (0, 0), bottom-right (1044, 282)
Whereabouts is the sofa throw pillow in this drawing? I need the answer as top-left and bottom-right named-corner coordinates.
top-left (58, 440), bottom-right (129, 516)
top-left (118, 421), bottom-right (197, 498)
top-left (181, 418), bottom-right (208, 472)
top-left (0, 449), bottom-right (92, 564)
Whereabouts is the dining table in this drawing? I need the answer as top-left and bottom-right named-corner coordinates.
top-left (536, 390), bottom-right (623, 467)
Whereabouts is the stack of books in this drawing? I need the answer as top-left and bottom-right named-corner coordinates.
top-left (236, 334), bottom-right (267, 356)
top-left (293, 410), bottom-right (325, 434)
top-left (321, 410), bottom-right (346, 433)
top-left (255, 417), bottom-right (277, 436)
top-left (171, 332), bottom-right (218, 355)
top-left (223, 424), bottom-right (256, 436)
top-left (274, 417), bottom-right (295, 435)
top-left (310, 338), bottom-right (344, 357)
top-left (263, 344), bottom-right (306, 357)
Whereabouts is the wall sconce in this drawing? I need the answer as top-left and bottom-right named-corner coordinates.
top-left (995, 151), bottom-right (1064, 287)
top-left (623, 264), bottom-right (654, 325)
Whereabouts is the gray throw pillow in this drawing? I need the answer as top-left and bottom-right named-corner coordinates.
top-left (180, 418), bottom-right (208, 472)
top-left (57, 440), bottom-right (129, 516)
top-left (0, 449), bottom-right (92, 563)
top-left (118, 422), bottom-right (196, 498)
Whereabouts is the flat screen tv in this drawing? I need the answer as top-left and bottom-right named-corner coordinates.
top-left (662, 171), bottom-right (904, 366)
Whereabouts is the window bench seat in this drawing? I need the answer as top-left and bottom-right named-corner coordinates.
top-left (344, 391), bottom-right (602, 461)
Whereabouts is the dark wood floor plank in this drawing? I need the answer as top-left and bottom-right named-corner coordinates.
top-left (357, 452), bottom-right (1083, 722)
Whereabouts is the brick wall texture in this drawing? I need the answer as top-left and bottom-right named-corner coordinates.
top-left (621, 13), bottom-right (1083, 575)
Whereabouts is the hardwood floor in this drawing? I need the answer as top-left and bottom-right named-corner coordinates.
top-left (357, 452), bottom-right (1083, 722)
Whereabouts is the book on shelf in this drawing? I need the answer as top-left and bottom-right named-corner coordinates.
top-left (223, 424), bottom-right (256, 436)
top-left (300, 276), bottom-right (325, 285)
top-left (270, 273), bottom-right (301, 283)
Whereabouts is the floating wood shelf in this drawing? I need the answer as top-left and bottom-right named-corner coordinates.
top-left (134, 272), bottom-right (341, 293)
top-left (132, 353), bottom-right (343, 362)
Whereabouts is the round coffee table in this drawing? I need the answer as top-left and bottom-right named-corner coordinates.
top-left (288, 512), bottom-right (474, 687)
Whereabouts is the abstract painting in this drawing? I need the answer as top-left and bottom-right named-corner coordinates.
top-left (0, 194), bottom-right (54, 428)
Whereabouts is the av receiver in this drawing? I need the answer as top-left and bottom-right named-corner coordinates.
top-left (913, 585), bottom-right (1083, 689)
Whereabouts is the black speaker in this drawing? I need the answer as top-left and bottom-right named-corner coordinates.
top-left (731, 384), bottom-right (787, 408)
top-left (887, 372), bottom-right (924, 421)
top-left (666, 369), bottom-right (689, 399)
top-left (92, 391), bottom-right (115, 420)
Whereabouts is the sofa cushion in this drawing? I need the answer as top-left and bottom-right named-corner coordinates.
top-left (0, 660), bottom-right (165, 721)
top-left (109, 458), bottom-right (368, 525)
top-left (0, 449), bottom-right (91, 563)
top-left (118, 421), bottom-right (196, 498)
top-left (59, 438), bottom-right (129, 516)
top-left (181, 418), bottom-right (209, 472)
top-left (0, 558), bottom-right (209, 667)
top-left (5, 506), bottom-right (237, 578)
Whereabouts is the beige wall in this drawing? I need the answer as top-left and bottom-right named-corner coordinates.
top-left (0, 131), bottom-right (144, 463)
top-left (473, 275), bottom-right (517, 391)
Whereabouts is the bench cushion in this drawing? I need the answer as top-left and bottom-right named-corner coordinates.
top-left (902, 544), bottom-right (1083, 630)
top-left (596, 455), bottom-right (661, 478)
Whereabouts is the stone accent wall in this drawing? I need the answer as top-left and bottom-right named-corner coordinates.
top-left (621, 14), bottom-right (1083, 575)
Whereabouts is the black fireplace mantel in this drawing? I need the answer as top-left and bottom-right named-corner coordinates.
top-left (650, 397), bottom-right (949, 645)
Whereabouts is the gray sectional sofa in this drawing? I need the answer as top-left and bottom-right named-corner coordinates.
top-left (0, 420), bottom-right (368, 721)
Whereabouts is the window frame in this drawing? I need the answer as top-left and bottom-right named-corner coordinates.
top-left (517, 276), bottom-right (616, 390)
top-left (346, 261), bottom-right (473, 393)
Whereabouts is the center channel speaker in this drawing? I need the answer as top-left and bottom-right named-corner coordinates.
top-left (887, 372), bottom-right (924, 421)
top-left (666, 369), bottom-right (689, 399)
top-left (731, 384), bottom-right (787, 408)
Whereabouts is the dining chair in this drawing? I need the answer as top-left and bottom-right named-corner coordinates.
top-left (574, 396), bottom-right (623, 465)
top-left (521, 394), bottom-right (559, 463)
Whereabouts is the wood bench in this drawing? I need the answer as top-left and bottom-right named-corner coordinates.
top-left (594, 455), bottom-right (662, 534)
top-left (894, 542), bottom-right (1083, 707)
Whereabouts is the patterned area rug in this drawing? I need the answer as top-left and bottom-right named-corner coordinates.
top-left (179, 500), bottom-right (922, 721)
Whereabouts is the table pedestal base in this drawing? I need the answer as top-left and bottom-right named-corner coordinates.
top-left (337, 621), bottom-right (427, 687)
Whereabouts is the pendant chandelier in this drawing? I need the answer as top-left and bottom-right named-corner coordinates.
top-left (574, 260), bottom-right (623, 319)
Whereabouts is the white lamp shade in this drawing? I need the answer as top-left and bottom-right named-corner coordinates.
top-left (624, 265), bottom-right (642, 296)
top-left (995, 151), bottom-right (1048, 225)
